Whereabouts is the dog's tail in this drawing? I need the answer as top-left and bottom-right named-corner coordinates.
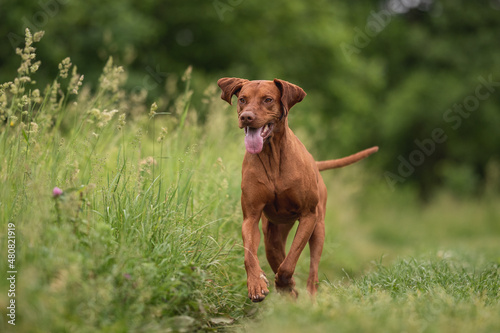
top-left (316, 146), bottom-right (379, 171)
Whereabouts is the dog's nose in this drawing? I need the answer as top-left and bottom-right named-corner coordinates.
top-left (239, 111), bottom-right (256, 124)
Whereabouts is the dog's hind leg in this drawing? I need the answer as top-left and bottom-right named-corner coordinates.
top-left (307, 218), bottom-right (325, 296)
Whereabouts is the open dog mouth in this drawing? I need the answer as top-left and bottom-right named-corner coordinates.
top-left (244, 123), bottom-right (274, 154)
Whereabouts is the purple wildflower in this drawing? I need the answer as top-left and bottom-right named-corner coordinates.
top-left (52, 187), bottom-right (63, 198)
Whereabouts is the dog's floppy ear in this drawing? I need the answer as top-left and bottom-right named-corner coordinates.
top-left (217, 77), bottom-right (249, 105)
top-left (273, 79), bottom-right (306, 118)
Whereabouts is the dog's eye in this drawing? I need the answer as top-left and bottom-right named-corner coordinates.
top-left (238, 97), bottom-right (246, 104)
top-left (264, 97), bottom-right (273, 103)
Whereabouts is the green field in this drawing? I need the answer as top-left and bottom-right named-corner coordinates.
top-left (1, 31), bottom-right (499, 333)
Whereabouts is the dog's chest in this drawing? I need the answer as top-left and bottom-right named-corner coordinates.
top-left (241, 141), bottom-right (320, 222)
top-left (261, 176), bottom-right (319, 223)
top-left (262, 188), bottom-right (302, 223)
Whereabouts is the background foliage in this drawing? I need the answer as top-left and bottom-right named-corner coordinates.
top-left (1, 0), bottom-right (500, 198)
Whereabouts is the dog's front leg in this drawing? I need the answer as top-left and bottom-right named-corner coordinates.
top-left (242, 211), bottom-right (269, 302)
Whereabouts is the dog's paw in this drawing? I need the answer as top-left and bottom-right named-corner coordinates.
top-left (275, 274), bottom-right (298, 299)
top-left (247, 273), bottom-right (270, 302)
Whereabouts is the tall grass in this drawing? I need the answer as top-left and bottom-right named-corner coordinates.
top-left (1, 30), bottom-right (499, 333)
top-left (0, 29), bottom-right (248, 332)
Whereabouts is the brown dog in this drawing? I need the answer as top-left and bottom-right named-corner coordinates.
top-left (217, 77), bottom-right (378, 302)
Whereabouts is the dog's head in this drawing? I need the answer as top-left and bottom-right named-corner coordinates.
top-left (217, 77), bottom-right (306, 154)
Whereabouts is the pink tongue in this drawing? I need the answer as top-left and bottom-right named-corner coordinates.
top-left (245, 126), bottom-right (264, 154)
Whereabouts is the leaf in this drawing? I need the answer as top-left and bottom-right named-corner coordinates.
top-left (22, 128), bottom-right (29, 142)
top-left (209, 317), bottom-right (234, 325)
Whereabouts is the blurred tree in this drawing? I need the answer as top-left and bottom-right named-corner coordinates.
top-left (1, 0), bottom-right (499, 199)
top-left (355, 0), bottom-right (500, 198)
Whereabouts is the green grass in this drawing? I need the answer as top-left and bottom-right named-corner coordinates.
top-left (1, 30), bottom-right (249, 332)
top-left (1, 30), bottom-right (500, 332)
top-left (242, 256), bottom-right (500, 333)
